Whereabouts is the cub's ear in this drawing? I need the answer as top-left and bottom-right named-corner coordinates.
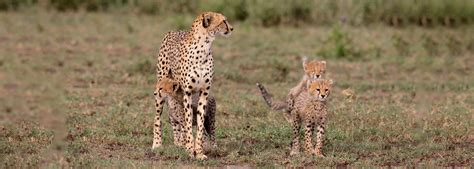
top-left (301, 56), bottom-right (308, 66)
top-left (320, 61), bottom-right (327, 70)
top-left (303, 61), bottom-right (310, 73)
top-left (202, 14), bottom-right (212, 28)
top-left (327, 79), bottom-right (334, 86)
top-left (172, 83), bottom-right (179, 92)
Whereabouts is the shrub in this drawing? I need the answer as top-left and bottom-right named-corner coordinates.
top-left (318, 25), bottom-right (360, 60)
top-left (198, 0), bottom-right (248, 21)
top-left (392, 34), bottom-right (410, 57)
top-left (247, 0), bottom-right (284, 26)
top-left (48, 0), bottom-right (81, 11)
top-left (127, 58), bottom-right (154, 76)
top-left (49, 0), bottom-right (128, 12)
top-left (0, 0), bottom-right (36, 11)
top-left (134, 0), bottom-right (159, 15)
top-left (421, 34), bottom-right (440, 57)
top-left (157, 0), bottom-right (198, 14)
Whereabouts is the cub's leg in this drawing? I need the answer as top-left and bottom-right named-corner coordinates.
top-left (315, 116), bottom-right (326, 157)
top-left (205, 97), bottom-right (217, 148)
top-left (178, 120), bottom-right (186, 147)
top-left (303, 117), bottom-right (316, 155)
top-left (170, 117), bottom-right (182, 146)
top-left (290, 111), bottom-right (301, 156)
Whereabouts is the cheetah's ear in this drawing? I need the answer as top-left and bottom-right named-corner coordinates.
top-left (321, 60), bottom-right (327, 70)
top-left (302, 56), bottom-right (308, 68)
top-left (328, 79), bottom-right (334, 86)
top-left (202, 14), bottom-right (212, 28)
top-left (172, 83), bottom-right (179, 92)
top-left (302, 57), bottom-right (309, 72)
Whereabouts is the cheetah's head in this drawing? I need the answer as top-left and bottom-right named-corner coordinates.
top-left (156, 78), bottom-right (180, 99)
top-left (308, 79), bottom-right (333, 102)
top-left (303, 58), bottom-right (326, 80)
top-left (194, 12), bottom-right (233, 38)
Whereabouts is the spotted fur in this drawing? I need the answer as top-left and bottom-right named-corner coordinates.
top-left (258, 79), bottom-right (333, 157)
top-left (154, 78), bottom-right (217, 148)
top-left (287, 57), bottom-right (326, 103)
top-left (153, 12), bottom-right (232, 160)
top-left (257, 58), bottom-right (327, 112)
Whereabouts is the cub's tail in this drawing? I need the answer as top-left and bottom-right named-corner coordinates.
top-left (256, 83), bottom-right (288, 111)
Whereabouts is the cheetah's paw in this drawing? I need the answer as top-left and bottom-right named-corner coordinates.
top-left (196, 154), bottom-right (208, 160)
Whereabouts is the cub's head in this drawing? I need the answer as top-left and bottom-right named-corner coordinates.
top-left (308, 79), bottom-right (333, 101)
top-left (303, 58), bottom-right (326, 80)
top-left (155, 78), bottom-right (180, 98)
top-left (193, 12), bottom-right (233, 37)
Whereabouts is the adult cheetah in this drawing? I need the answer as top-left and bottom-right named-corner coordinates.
top-left (153, 12), bottom-right (233, 159)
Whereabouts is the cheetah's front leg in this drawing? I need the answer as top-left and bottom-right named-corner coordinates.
top-left (194, 88), bottom-right (210, 160)
top-left (152, 89), bottom-right (164, 149)
top-left (182, 87), bottom-right (195, 156)
top-left (290, 111), bottom-right (301, 156)
top-left (315, 116), bottom-right (326, 157)
top-left (303, 118), bottom-right (316, 155)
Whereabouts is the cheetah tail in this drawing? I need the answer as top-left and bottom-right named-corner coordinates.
top-left (256, 83), bottom-right (288, 111)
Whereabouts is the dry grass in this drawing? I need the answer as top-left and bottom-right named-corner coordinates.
top-left (0, 12), bottom-right (473, 167)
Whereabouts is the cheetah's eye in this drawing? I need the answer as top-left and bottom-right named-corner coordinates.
top-left (316, 89), bottom-right (320, 92)
top-left (325, 89), bottom-right (328, 92)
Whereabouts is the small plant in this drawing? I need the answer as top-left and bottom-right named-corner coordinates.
top-left (221, 69), bottom-right (246, 83)
top-left (247, 1), bottom-right (283, 26)
top-left (0, 0), bottom-right (36, 11)
top-left (169, 14), bottom-right (192, 30)
top-left (136, 0), bottom-right (159, 15)
top-left (318, 25), bottom-right (360, 60)
top-left (392, 34), bottom-right (410, 57)
top-left (49, 0), bottom-right (81, 11)
top-left (199, 0), bottom-right (248, 21)
top-left (128, 58), bottom-right (154, 76)
top-left (269, 57), bottom-right (290, 81)
top-left (468, 38), bottom-right (474, 53)
top-left (421, 34), bottom-right (440, 57)
top-left (446, 35), bottom-right (462, 56)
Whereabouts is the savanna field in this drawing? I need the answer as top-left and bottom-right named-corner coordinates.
top-left (0, 6), bottom-right (473, 167)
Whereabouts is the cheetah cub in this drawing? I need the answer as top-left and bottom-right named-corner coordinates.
top-left (257, 79), bottom-right (333, 157)
top-left (257, 57), bottom-right (327, 111)
top-left (154, 78), bottom-right (217, 148)
top-left (288, 57), bottom-right (326, 104)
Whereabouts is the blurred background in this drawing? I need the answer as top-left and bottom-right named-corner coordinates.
top-left (0, 0), bottom-right (473, 168)
top-left (1, 0), bottom-right (474, 26)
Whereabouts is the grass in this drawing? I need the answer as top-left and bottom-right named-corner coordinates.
top-left (0, 12), bottom-right (473, 167)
